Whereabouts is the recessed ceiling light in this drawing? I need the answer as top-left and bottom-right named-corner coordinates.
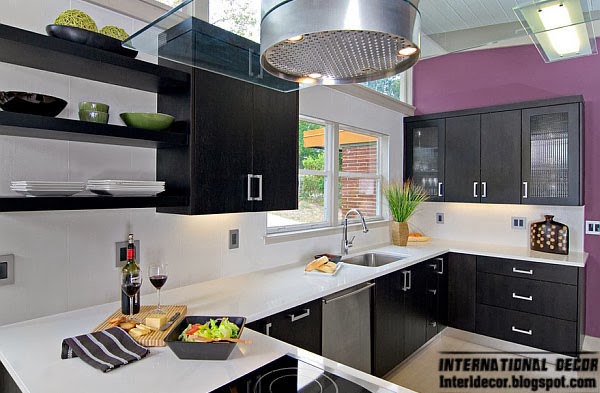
top-left (286, 35), bottom-right (304, 42)
top-left (307, 72), bottom-right (323, 79)
top-left (398, 47), bottom-right (418, 56)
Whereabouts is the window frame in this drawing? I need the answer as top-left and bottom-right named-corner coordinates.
top-left (266, 116), bottom-right (387, 235)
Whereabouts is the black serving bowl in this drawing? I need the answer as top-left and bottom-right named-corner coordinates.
top-left (164, 316), bottom-right (246, 360)
top-left (0, 91), bottom-right (67, 117)
top-left (314, 253), bottom-right (342, 262)
top-left (46, 25), bottom-right (138, 58)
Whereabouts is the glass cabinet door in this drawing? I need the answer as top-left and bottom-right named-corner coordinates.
top-left (521, 103), bottom-right (582, 206)
top-left (404, 119), bottom-right (445, 202)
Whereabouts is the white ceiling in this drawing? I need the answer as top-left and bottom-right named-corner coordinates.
top-left (417, 0), bottom-right (600, 58)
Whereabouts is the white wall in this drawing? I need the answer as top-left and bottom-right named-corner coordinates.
top-left (0, 1), bottom-right (401, 325)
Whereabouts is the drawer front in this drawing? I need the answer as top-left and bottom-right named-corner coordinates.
top-left (476, 304), bottom-right (577, 354)
top-left (477, 272), bottom-right (577, 321)
top-left (477, 256), bottom-right (578, 285)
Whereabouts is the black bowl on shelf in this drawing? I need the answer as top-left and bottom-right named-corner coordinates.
top-left (46, 24), bottom-right (138, 58)
top-left (314, 253), bottom-right (342, 262)
top-left (0, 91), bottom-right (67, 117)
top-left (164, 316), bottom-right (246, 360)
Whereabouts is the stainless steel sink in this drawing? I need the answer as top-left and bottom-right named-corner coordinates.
top-left (342, 252), bottom-right (405, 267)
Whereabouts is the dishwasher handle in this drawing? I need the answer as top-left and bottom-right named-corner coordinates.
top-left (322, 282), bottom-right (375, 304)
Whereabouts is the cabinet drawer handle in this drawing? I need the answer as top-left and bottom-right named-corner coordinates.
top-left (473, 181), bottom-right (479, 198)
top-left (288, 308), bottom-right (310, 322)
top-left (247, 174), bottom-right (263, 201)
top-left (428, 289), bottom-right (437, 295)
top-left (402, 271), bottom-right (409, 291)
top-left (512, 292), bottom-right (533, 301)
top-left (523, 181), bottom-right (528, 199)
top-left (438, 182), bottom-right (443, 197)
top-left (436, 257), bottom-right (444, 275)
top-left (511, 326), bottom-right (532, 335)
top-left (512, 267), bottom-right (533, 275)
top-left (265, 322), bottom-right (272, 336)
top-left (481, 181), bottom-right (487, 198)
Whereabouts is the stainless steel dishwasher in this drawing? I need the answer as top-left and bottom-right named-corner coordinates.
top-left (322, 281), bottom-right (375, 374)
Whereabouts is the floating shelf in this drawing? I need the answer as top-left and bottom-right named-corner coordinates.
top-left (0, 195), bottom-right (188, 212)
top-left (0, 24), bottom-right (189, 93)
top-left (0, 111), bottom-right (188, 147)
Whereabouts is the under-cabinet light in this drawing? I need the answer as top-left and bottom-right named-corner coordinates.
top-left (513, 0), bottom-right (597, 62)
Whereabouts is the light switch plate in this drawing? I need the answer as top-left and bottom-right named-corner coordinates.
top-left (436, 213), bottom-right (444, 224)
top-left (511, 217), bottom-right (526, 229)
top-left (0, 254), bottom-right (14, 286)
top-left (115, 240), bottom-right (140, 268)
top-left (585, 220), bottom-right (600, 235)
top-left (229, 229), bottom-right (240, 249)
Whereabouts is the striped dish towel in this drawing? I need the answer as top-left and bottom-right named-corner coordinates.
top-left (61, 327), bottom-right (149, 372)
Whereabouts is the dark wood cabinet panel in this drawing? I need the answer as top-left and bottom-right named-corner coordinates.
top-left (476, 304), bottom-right (577, 355)
top-left (403, 263), bottom-right (428, 357)
top-left (480, 110), bottom-right (521, 204)
top-left (477, 272), bottom-right (577, 321)
top-left (444, 115), bottom-right (481, 203)
top-left (522, 103), bottom-right (582, 206)
top-left (476, 256), bottom-right (578, 285)
top-left (447, 253), bottom-right (477, 332)
top-left (426, 255), bottom-right (447, 341)
top-left (404, 119), bottom-right (445, 201)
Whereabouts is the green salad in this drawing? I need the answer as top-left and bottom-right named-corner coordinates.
top-left (178, 318), bottom-right (240, 342)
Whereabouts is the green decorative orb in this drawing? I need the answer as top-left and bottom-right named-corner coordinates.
top-left (54, 9), bottom-right (98, 32)
top-left (99, 25), bottom-right (129, 41)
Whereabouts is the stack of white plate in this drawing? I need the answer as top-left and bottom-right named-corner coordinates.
top-left (10, 181), bottom-right (85, 197)
top-left (86, 180), bottom-right (165, 196)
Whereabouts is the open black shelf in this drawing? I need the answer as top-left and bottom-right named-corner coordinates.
top-left (0, 111), bottom-right (188, 147)
top-left (0, 24), bottom-right (189, 93)
top-left (0, 195), bottom-right (188, 212)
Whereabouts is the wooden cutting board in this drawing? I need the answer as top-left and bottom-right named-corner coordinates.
top-left (93, 305), bottom-right (187, 347)
top-left (408, 236), bottom-right (430, 242)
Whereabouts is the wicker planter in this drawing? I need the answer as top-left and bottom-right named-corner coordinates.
top-left (391, 221), bottom-right (409, 246)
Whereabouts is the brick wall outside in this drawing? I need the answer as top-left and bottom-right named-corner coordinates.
top-left (340, 144), bottom-right (378, 217)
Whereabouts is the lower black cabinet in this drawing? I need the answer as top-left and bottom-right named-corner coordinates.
top-left (373, 261), bottom-right (429, 377)
top-left (246, 299), bottom-right (322, 355)
top-left (447, 253), bottom-right (477, 332)
top-left (426, 255), bottom-right (448, 341)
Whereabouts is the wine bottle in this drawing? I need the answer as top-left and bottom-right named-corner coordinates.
top-left (121, 234), bottom-right (140, 314)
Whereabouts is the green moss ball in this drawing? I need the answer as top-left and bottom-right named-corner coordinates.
top-left (54, 9), bottom-right (98, 32)
top-left (99, 26), bottom-right (129, 41)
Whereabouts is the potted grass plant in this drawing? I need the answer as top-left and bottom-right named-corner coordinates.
top-left (383, 179), bottom-right (428, 246)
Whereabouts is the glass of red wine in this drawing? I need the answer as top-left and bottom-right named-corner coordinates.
top-left (148, 264), bottom-right (168, 314)
top-left (121, 271), bottom-right (142, 322)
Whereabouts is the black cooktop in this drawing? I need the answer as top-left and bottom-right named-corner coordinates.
top-left (209, 354), bottom-right (374, 393)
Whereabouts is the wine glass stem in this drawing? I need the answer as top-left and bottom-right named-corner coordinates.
top-left (129, 296), bottom-right (134, 320)
top-left (157, 289), bottom-right (161, 312)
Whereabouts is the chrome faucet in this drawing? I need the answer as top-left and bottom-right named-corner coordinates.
top-left (341, 208), bottom-right (369, 255)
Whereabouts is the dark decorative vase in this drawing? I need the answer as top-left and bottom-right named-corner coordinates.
top-left (530, 215), bottom-right (569, 255)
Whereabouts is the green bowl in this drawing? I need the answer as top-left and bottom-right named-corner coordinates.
top-left (79, 109), bottom-right (109, 124)
top-left (120, 112), bottom-right (174, 131)
top-left (78, 101), bottom-right (109, 113)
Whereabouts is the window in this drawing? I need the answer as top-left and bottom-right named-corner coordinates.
top-left (267, 117), bottom-right (386, 233)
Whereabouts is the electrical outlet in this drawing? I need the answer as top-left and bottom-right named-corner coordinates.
top-left (511, 217), bottom-right (526, 229)
top-left (585, 220), bottom-right (600, 235)
top-left (436, 213), bottom-right (444, 224)
top-left (115, 240), bottom-right (140, 268)
top-left (229, 229), bottom-right (240, 249)
top-left (0, 254), bottom-right (14, 286)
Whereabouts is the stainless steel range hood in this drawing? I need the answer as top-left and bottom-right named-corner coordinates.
top-left (123, 0), bottom-right (421, 91)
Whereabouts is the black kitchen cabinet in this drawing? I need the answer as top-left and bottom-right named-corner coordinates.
top-left (373, 262), bottom-right (429, 377)
top-left (157, 67), bottom-right (299, 214)
top-left (522, 103), bottom-right (582, 206)
top-left (447, 253), bottom-right (476, 332)
top-left (404, 96), bottom-right (582, 206)
top-left (426, 255), bottom-right (447, 341)
top-left (404, 119), bottom-right (445, 201)
top-left (245, 299), bottom-right (322, 355)
top-left (1, 361), bottom-right (21, 393)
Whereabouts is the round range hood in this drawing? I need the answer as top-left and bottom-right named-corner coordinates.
top-left (260, 0), bottom-right (421, 85)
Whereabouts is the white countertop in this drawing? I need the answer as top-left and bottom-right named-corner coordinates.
top-left (0, 240), bottom-right (587, 393)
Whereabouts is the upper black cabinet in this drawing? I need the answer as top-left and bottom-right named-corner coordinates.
top-left (157, 67), bottom-right (298, 214)
top-left (522, 103), bottom-right (582, 206)
top-left (404, 119), bottom-right (445, 201)
top-left (405, 96), bottom-right (582, 206)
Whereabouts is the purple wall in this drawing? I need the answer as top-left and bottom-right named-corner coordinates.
top-left (413, 43), bottom-right (600, 337)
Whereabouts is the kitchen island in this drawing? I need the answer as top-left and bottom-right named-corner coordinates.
top-left (0, 240), bottom-right (587, 393)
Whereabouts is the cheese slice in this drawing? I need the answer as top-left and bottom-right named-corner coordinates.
top-left (145, 314), bottom-right (167, 329)
top-left (129, 327), bottom-right (149, 339)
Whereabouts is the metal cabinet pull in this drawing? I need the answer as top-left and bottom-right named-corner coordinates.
top-left (512, 293), bottom-right (533, 301)
top-left (523, 181), bottom-right (528, 199)
top-left (473, 181), bottom-right (479, 198)
top-left (288, 308), bottom-right (310, 322)
top-left (402, 271), bottom-right (409, 292)
top-left (512, 267), bottom-right (533, 275)
top-left (428, 321), bottom-right (437, 327)
top-left (436, 257), bottom-right (444, 275)
top-left (428, 289), bottom-right (437, 295)
top-left (511, 326), bottom-right (532, 335)
top-left (246, 174), bottom-right (263, 201)
top-left (438, 182), bottom-right (443, 197)
top-left (407, 270), bottom-right (412, 290)
top-left (481, 181), bottom-right (487, 198)
top-left (265, 322), bottom-right (272, 336)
